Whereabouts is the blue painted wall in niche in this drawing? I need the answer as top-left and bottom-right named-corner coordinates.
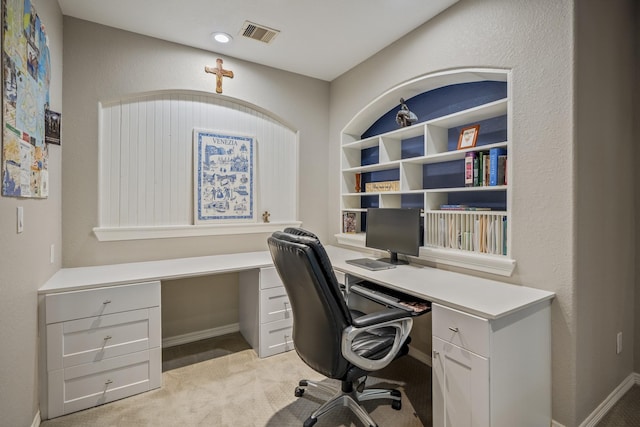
top-left (423, 160), bottom-right (465, 189)
top-left (361, 81), bottom-right (507, 139)
top-left (354, 80), bottom-right (508, 211)
top-left (447, 191), bottom-right (506, 211)
top-left (448, 115), bottom-right (507, 151)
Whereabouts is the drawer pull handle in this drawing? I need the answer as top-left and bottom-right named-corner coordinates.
top-left (104, 335), bottom-right (112, 341)
top-left (448, 327), bottom-right (459, 333)
top-left (105, 379), bottom-right (113, 386)
top-left (103, 300), bottom-right (112, 305)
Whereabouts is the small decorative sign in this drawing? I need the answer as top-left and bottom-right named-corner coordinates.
top-left (365, 180), bottom-right (400, 193)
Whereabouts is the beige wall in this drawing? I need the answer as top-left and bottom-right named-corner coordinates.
top-left (0, 1), bottom-right (63, 425)
top-left (61, 17), bottom-right (330, 268)
top-left (60, 17), bottom-right (331, 364)
top-left (162, 274), bottom-right (239, 340)
top-left (636, 0), bottom-right (640, 376)
top-left (575, 0), bottom-right (637, 421)
top-left (1, 1), bottom-right (636, 425)
top-left (330, 0), bottom-right (577, 425)
top-left (329, 0), bottom-right (638, 425)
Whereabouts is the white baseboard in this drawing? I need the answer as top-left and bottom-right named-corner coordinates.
top-left (32, 410), bottom-right (41, 427)
top-left (574, 372), bottom-right (640, 427)
top-left (162, 323), bottom-right (240, 348)
top-left (408, 345), bottom-right (432, 367)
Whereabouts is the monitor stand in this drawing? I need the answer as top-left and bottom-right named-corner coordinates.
top-left (378, 252), bottom-right (409, 265)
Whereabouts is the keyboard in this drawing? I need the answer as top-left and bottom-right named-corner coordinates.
top-left (345, 258), bottom-right (396, 271)
top-left (350, 282), bottom-right (431, 315)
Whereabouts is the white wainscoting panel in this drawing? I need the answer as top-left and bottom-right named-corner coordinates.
top-left (98, 91), bottom-right (298, 239)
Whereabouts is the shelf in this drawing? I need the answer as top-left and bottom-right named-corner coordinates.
top-left (425, 185), bottom-right (507, 193)
top-left (333, 233), bottom-right (515, 277)
top-left (339, 68), bottom-right (513, 276)
top-left (343, 160), bottom-right (402, 174)
top-left (403, 141), bottom-right (508, 165)
top-left (428, 98), bottom-right (507, 129)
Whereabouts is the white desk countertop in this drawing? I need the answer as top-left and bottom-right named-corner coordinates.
top-left (325, 245), bottom-right (554, 320)
top-left (39, 245), bottom-right (554, 320)
top-left (38, 251), bottom-right (273, 294)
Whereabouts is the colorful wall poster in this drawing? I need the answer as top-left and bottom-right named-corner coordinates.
top-left (193, 129), bottom-right (256, 224)
top-left (2, 0), bottom-right (51, 197)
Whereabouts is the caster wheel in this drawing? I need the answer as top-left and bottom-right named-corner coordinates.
top-left (295, 387), bottom-right (305, 397)
top-left (392, 400), bottom-right (402, 410)
top-left (303, 417), bottom-right (318, 427)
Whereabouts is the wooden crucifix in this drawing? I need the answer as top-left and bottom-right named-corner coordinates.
top-left (205, 58), bottom-right (234, 93)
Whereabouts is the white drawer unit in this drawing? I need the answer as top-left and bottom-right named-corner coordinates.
top-left (42, 281), bottom-right (162, 419)
top-left (239, 267), bottom-right (293, 358)
top-left (432, 303), bottom-right (490, 357)
top-left (431, 302), bottom-right (551, 427)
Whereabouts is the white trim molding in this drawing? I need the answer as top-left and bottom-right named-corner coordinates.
top-left (94, 221), bottom-right (302, 241)
top-left (573, 372), bottom-right (640, 427)
top-left (162, 323), bottom-right (241, 348)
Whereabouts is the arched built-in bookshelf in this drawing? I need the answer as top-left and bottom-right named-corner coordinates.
top-left (337, 68), bottom-right (515, 276)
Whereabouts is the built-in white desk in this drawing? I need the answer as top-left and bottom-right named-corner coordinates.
top-left (38, 245), bottom-right (555, 426)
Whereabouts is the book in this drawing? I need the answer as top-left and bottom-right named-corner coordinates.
top-left (440, 204), bottom-right (491, 211)
top-left (464, 152), bottom-right (476, 187)
top-left (483, 152), bottom-right (490, 186)
top-left (498, 155), bottom-right (507, 186)
top-left (473, 150), bottom-right (490, 187)
top-left (440, 204), bottom-right (468, 210)
top-left (489, 148), bottom-right (507, 186)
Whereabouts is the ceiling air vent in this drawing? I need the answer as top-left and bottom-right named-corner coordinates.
top-left (240, 21), bottom-right (280, 44)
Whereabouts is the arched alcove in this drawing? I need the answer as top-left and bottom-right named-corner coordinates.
top-left (338, 68), bottom-right (515, 276)
top-left (95, 90), bottom-right (300, 241)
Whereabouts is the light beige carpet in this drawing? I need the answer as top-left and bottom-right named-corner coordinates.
top-left (41, 336), bottom-right (429, 427)
top-left (596, 385), bottom-right (640, 427)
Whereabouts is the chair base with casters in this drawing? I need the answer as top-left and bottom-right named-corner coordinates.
top-left (295, 377), bottom-right (401, 427)
top-left (267, 228), bottom-right (415, 427)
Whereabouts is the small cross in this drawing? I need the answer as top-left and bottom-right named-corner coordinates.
top-left (262, 211), bottom-right (270, 223)
top-left (205, 58), bottom-right (234, 93)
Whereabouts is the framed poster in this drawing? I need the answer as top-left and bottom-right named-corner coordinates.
top-left (193, 129), bottom-right (256, 224)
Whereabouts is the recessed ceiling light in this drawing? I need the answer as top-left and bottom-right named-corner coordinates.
top-left (212, 32), bottom-right (232, 44)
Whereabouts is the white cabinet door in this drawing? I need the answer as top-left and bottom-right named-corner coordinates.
top-left (432, 336), bottom-right (490, 427)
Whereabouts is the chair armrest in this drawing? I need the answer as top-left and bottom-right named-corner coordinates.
top-left (351, 308), bottom-right (412, 328)
top-left (342, 315), bottom-right (413, 372)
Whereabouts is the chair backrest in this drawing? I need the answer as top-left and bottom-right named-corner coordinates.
top-left (267, 230), bottom-right (352, 378)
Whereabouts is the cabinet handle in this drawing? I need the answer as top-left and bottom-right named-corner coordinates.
top-left (104, 335), bottom-right (112, 341)
top-left (433, 350), bottom-right (439, 357)
top-left (103, 300), bottom-right (112, 305)
top-left (105, 379), bottom-right (113, 386)
top-left (448, 327), bottom-right (459, 333)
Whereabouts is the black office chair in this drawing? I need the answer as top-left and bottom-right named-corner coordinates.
top-left (267, 228), bottom-right (414, 427)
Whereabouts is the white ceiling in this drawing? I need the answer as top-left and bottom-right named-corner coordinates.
top-left (57, 0), bottom-right (458, 82)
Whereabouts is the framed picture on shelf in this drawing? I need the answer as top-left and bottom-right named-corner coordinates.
top-left (457, 124), bottom-right (480, 150)
top-left (343, 212), bottom-right (357, 233)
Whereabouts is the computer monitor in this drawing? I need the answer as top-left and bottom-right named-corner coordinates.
top-left (365, 208), bottom-right (421, 265)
